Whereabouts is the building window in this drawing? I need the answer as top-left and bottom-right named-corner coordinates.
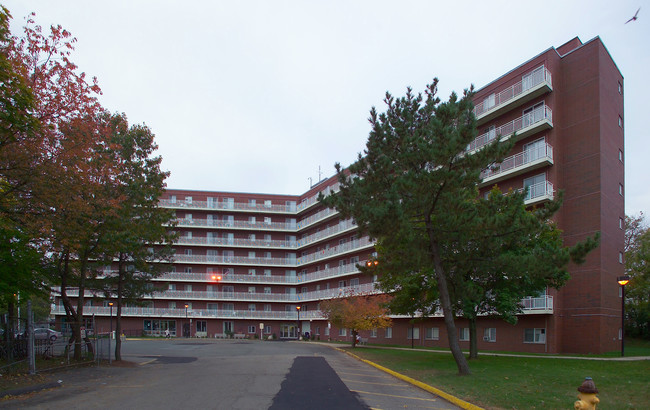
top-left (484, 93), bottom-right (496, 110)
top-left (248, 325), bottom-right (256, 334)
top-left (370, 328), bottom-right (377, 338)
top-left (248, 303), bottom-right (256, 311)
top-left (185, 196), bottom-right (192, 204)
top-left (264, 217), bottom-right (272, 225)
top-left (185, 284), bottom-right (192, 291)
top-left (325, 327), bottom-right (330, 336)
top-left (264, 325), bottom-right (272, 334)
top-left (619, 149), bottom-right (623, 163)
top-left (619, 252), bottom-right (623, 264)
top-left (264, 304), bottom-right (272, 312)
top-left (169, 284), bottom-right (176, 291)
top-left (184, 267), bottom-right (192, 273)
top-left (459, 328), bottom-right (470, 341)
top-left (185, 249), bottom-right (192, 256)
top-left (316, 326), bottom-right (320, 335)
top-left (248, 252), bottom-right (255, 259)
top-left (426, 327), bottom-right (439, 340)
top-left (618, 116), bottom-right (623, 128)
top-left (484, 328), bottom-right (496, 342)
top-left (339, 328), bottom-right (347, 337)
top-left (618, 81), bottom-right (623, 95)
top-left (385, 327), bottom-right (392, 339)
top-left (264, 269), bottom-right (271, 277)
top-left (249, 268), bottom-right (256, 276)
top-left (169, 301), bottom-right (176, 309)
top-left (524, 328), bottom-right (546, 343)
top-left (619, 328), bottom-right (622, 340)
top-left (620, 217), bottom-right (624, 230)
top-left (407, 327), bottom-right (420, 340)
top-left (248, 286), bottom-right (256, 294)
top-left (170, 195), bottom-right (176, 203)
top-left (619, 184), bottom-right (624, 196)
top-left (264, 287), bottom-right (271, 294)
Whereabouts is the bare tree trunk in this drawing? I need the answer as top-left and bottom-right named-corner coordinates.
top-left (469, 317), bottom-right (478, 359)
top-left (430, 238), bottom-right (471, 375)
top-left (351, 329), bottom-right (357, 348)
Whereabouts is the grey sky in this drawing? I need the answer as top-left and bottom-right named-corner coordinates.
top-left (4, 1), bottom-right (648, 216)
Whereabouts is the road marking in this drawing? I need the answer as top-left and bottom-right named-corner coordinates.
top-left (138, 359), bottom-right (158, 366)
top-left (341, 378), bottom-right (406, 387)
top-left (352, 389), bottom-right (439, 402)
top-left (338, 371), bottom-right (390, 377)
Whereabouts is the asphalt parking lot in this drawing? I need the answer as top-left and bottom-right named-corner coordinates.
top-left (1, 339), bottom-right (461, 409)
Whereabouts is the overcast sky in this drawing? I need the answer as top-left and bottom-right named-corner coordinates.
top-left (4, 1), bottom-right (648, 216)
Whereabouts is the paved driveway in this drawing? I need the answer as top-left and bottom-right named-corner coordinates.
top-left (1, 339), bottom-right (459, 409)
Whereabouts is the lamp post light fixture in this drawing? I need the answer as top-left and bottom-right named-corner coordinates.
top-left (617, 275), bottom-right (630, 357)
top-left (296, 306), bottom-right (301, 339)
top-left (108, 302), bottom-right (114, 364)
top-left (185, 304), bottom-right (189, 338)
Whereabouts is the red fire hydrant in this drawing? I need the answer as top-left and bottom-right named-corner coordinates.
top-left (574, 377), bottom-right (599, 410)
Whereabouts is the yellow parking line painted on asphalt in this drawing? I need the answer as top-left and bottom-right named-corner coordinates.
top-left (351, 390), bottom-right (439, 402)
top-left (338, 371), bottom-right (391, 377)
top-left (341, 378), bottom-right (406, 387)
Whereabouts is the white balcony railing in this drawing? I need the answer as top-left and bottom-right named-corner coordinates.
top-left (481, 143), bottom-right (553, 181)
top-left (173, 218), bottom-right (296, 232)
top-left (468, 105), bottom-right (552, 153)
top-left (154, 261), bottom-right (362, 285)
top-left (159, 198), bottom-right (296, 213)
top-left (521, 180), bottom-right (554, 203)
top-left (473, 66), bottom-right (552, 118)
top-left (521, 295), bottom-right (553, 312)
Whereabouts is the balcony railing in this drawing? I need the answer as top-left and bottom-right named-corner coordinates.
top-left (473, 66), bottom-right (552, 119)
top-left (521, 180), bottom-right (554, 204)
top-left (468, 105), bottom-right (552, 153)
top-left (481, 143), bottom-right (553, 182)
top-left (297, 182), bottom-right (340, 212)
top-left (174, 218), bottom-right (296, 232)
top-left (173, 254), bottom-right (297, 266)
top-left (154, 262), bottom-right (363, 285)
top-left (174, 236), bottom-right (297, 249)
top-left (159, 198), bottom-right (296, 213)
top-left (50, 305), bottom-right (324, 320)
top-left (521, 295), bottom-right (553, 312)
top-left (296, 236), bottom-right (374, 265)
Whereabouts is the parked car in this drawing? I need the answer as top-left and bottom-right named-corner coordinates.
top-left (33, 328), bottom-right (62, 342)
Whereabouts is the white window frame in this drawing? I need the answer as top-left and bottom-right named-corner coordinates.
top-left (425, 327), bottom-right (439, 340)
top-left (524, 328), bottom-right (546, 344)
top-left (459, 328), bottom-right (470, 341)
top-left (484, 328), bottom-right (496, 342)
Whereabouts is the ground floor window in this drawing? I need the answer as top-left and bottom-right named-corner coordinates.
top-left (407, 327), bottom-right (419, 340)
top-left (223, 321), bottom-right (233, 334)
top-left (385, 327), bottom-right (392, 338)
top-left (280, 324), bottom-right (298, 338)
top-left (484, 328), bottom-right (496, 342)
top-left (196, 320), bottom-right (207, 336)
top-left (459, 328), bottom-right (469, 341)
top-left (248, 325), bottom-right (256, 334)
top-left (524, 328), bottom-right (546, 343)
top-left (264, 325), bottom-right (272, 334)
top-left (370, 328), bottom-right (377, 338)
top-left (338, 328), bottom-right (347, 337)
top-left (144, 320), bottom-right (176, 337)
top-left (426, 327), bottom-right (439, 340)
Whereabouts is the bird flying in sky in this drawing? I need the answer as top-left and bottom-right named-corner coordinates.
top-left (625, 7), bottom-right (640, 24)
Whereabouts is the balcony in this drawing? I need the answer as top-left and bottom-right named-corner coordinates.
top-left (174, 218), bottom-right (296, 232)
top-left (520, 295), bottom-right (553, 314)
top-left (521, 180), bottom-right (554, 205)
top-left (49, 305), bottom-right (324, 320)
top-left (296, 236), bottom-right (375, 265)
top-left (467, 105), bottom-right (553, 154)
top-left (159, 198), bottom-right (296, 214)
top-left (297, 182), bottom-right (341, 213)
top-left (173, 254), bottom-right (297, 267)
top-left (175, 236), bottom-right (297, 249)
top-left (480, 143), bottom-right (553, 186)
top-left (154, 261), bottom-right (364, 285)
top-left (473, 66), bottom-right (552, 125)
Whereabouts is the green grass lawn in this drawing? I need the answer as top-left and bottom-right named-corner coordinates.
top-left (344, 339), bottom-right (650, 410)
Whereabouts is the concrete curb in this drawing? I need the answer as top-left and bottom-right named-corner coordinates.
top-left (335, 347), bottom-right (484, 410)
top-left (1, 380), bottom-right (62, 398)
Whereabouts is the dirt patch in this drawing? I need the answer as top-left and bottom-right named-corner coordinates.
top-left (108, 360), bottom-right (138, 368)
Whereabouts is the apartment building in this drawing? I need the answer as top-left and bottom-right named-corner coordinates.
top-left (51, 36), bottom-right (624, 354)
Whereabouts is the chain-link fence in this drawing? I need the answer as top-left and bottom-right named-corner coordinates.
top-left (1, 305), bottom-right (113, 374)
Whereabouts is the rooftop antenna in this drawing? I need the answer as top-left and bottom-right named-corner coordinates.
top-left (308, 177), bottom-right (312, 188)
top-left (318, 166), bottom-right (323, 182)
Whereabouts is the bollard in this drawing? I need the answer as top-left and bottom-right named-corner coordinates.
top-left (574, 377), bottom-right (599, 410)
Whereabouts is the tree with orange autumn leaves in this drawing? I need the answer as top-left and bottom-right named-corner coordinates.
top-left (1, 7), bottom-right (174, 359)
top-left (319, 293), bottom-right (392, 347)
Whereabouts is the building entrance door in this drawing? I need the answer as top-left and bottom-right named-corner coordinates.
top-left (280, 324), bottom-right (297, 339)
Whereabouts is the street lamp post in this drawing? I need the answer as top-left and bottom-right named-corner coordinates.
top-left (617, 275), bottom-right (630, 357)
top-left (108, 302), bottom-right (113, 364)
top-left (185, 304), bottom-right (189, 338)
top-left (296, 306), bottom-right (301, 339)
